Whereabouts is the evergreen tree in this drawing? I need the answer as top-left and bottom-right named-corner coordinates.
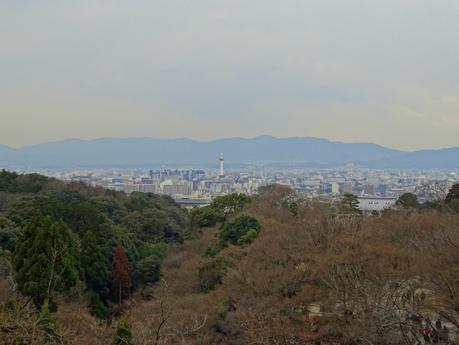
top-left (135, 255), bottom-right (161, 286)
top-left (88, 292), bottom-right (109, 320)
top-left (397, 193), bottom-right (419, 208)
top-left (81, 230), bottom-right (109, 299)
top-left (341, 193), bottom-right (361, 213)
top-left (219, 215), bottom-right (261, 245)
top-left (445, 183), bottom-right (459, 212)
top-left (446, 183), bottom-right (459, 203)
top-left (0, 215), bottom-right (21, 252)
top-left (111, 245), bottom-right (132, 305)
top-left (113, 319), bottom-right (134, 345)
top-left (13, 214), bottom-right (79, 309)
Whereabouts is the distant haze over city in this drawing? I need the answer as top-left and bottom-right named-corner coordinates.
top-left (1, 136), bottom-right (458, 169)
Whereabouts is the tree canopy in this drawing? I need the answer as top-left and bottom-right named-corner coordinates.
top-left (397, 192), bottom-right (419, 208)
top-left (219, 215), bottom-right (261, 246)
top-left (341, 193), bottom-right (360, 213)
top-left (0, 170), bottom-right (186, 317)
top-left (13, 214), bottom-right (79, 309)
top-left (190, 193), bottom-right (252, 229)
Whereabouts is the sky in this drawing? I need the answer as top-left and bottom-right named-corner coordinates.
top-left (1, 0), bottom-right (459, 151)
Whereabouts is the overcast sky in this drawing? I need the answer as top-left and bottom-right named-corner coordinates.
top-left (1, 0), bottom-right (458, 150)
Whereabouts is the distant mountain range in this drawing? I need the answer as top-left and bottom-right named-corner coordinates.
top-left (0, 136), bottom-right (458, 169)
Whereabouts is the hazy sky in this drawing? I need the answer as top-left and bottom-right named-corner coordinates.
top-left (1, 0), bottom-right (459, 150)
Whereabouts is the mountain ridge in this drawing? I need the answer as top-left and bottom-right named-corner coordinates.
top-left (0, 136), bottom-right (457, 169)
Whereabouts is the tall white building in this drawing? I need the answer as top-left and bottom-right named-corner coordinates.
top-left (331, 182), bottom-right (339, 195)
top-left (219, 153), bottom-right (225, 177)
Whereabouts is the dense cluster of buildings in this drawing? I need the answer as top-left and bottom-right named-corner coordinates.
top-left (18, 154), bottom-right (458, 212)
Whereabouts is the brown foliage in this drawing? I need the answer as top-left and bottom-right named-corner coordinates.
top-left (111, 245), bottom-right (132, 305)
top-left (4, 185), bottom-right (459, 345)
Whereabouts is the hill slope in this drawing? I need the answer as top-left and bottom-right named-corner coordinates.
top-left (368, 146), bottom-right (459, 169)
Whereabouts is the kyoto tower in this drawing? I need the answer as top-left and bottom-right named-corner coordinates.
top-left (219, 153), bottom-right (225, 177)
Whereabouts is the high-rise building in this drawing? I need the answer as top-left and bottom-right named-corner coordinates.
top-left (343, 182), bottom-right (353, 194)
top-left (376, 183), bottom-right (388, 196)
top-left (331, 182), bottom-right (339, 195)
top-left (363, 184), bottom-right (376, 195)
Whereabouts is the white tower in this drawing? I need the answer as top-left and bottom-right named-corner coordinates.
top-left (219, 153), bottom-right (225, 177)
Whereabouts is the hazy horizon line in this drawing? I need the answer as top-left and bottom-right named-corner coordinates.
top-left (2, 134), bottom-right (459, 152)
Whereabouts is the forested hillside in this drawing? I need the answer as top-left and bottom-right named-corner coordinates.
top-left (0, 170), bottom-right (187, 323)
top-left (1, 171), bottom-right (459, 344)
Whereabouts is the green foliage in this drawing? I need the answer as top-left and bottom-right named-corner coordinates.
top-left (33, 191), bottom-right (109, 236)
top-left (134, 255), bottom-right (162, 286)
top-left (132, 243), bottom-right (168, 287)
top-left (447, 199), bottom-right (459, 213)
top-left (397, 193), bottom-right (419, 208)
top-left (0, 248), bottom-right (13, 278)
top-left (237, 228), bottom-right (258, 245)
top-left (419, 199), bottom-right (442, 210)
top-left (126, 192), bottom-right (186, 227)
top-left (211, 194), bottom-right (252, 216)
top-left (198, 258), bottom-right (226, 293)
top-left (122, 208), bottom-right (182, 243)
top-left (190, 193), bottom-right (251, 229)
top-left (0, 170), bottom-right (52, 194)
top-left (105, 225), bottom-right (139, 264)
top-left (289, 201), bottom-right (299, 217)
top-left (113, 319), bottom-right (134, 345)
top-left (219, 215), bottom-right (261, 246)
top-left (446, 184), bottom-right (459, 212)
top-left (0, 170), bottom-right (184, 312)
top-left (126, 192), bottom-right (173, 212)
top-left (37, 301), bottom-right (67, 345)
top-left (190, 206), bottom-right (225, 228)
top-left (88, 292), bottom-right (109, 320)
top-left (81, 231), bottom-right (109, 299)
top-left (6, 197), bottom-right (38, 227)
top-left (138, 242), bottom-right (168, 260)
top-left (0, 215), bottom-right (21, 251)
top-left (0, 299), bottom-right (67, 345)
top-left (13, 215), bottom-right (80, 308)
top-left (203, 245), bottom-right (221, 258)
top-left (446, 183), bottom-right (459, 202)
top-left (341, 193), bottom-right (360, 213)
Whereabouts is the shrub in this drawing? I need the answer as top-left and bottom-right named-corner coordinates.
top-left (134, 255), bottom-right (162, 286)
top-left (220, 215), bottom-right (261, 245)
top-left (89, 293), bottom-right (109, 320)
top-left (237, 228), bottom-right (258, 245)
top-left (203, 245), bottom-right (221, 258)
top-left (113, 318), bottom-right (134, 345)
top-left (198, 258), bottom-right (226, 293)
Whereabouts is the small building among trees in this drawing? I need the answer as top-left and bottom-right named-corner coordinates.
top-left (357, 196), bottom-right (397, 212)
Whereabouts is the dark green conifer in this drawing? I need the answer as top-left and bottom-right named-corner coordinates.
top-left (81, 230), bottom-right (109, 298)
top-left (13, 214), bottom-right (79, 309)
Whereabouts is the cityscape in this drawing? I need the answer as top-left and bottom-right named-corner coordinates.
top-left (10, 153), bottom-right (457, 212)
top-left (2, 1), bottom-right (459, 344)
